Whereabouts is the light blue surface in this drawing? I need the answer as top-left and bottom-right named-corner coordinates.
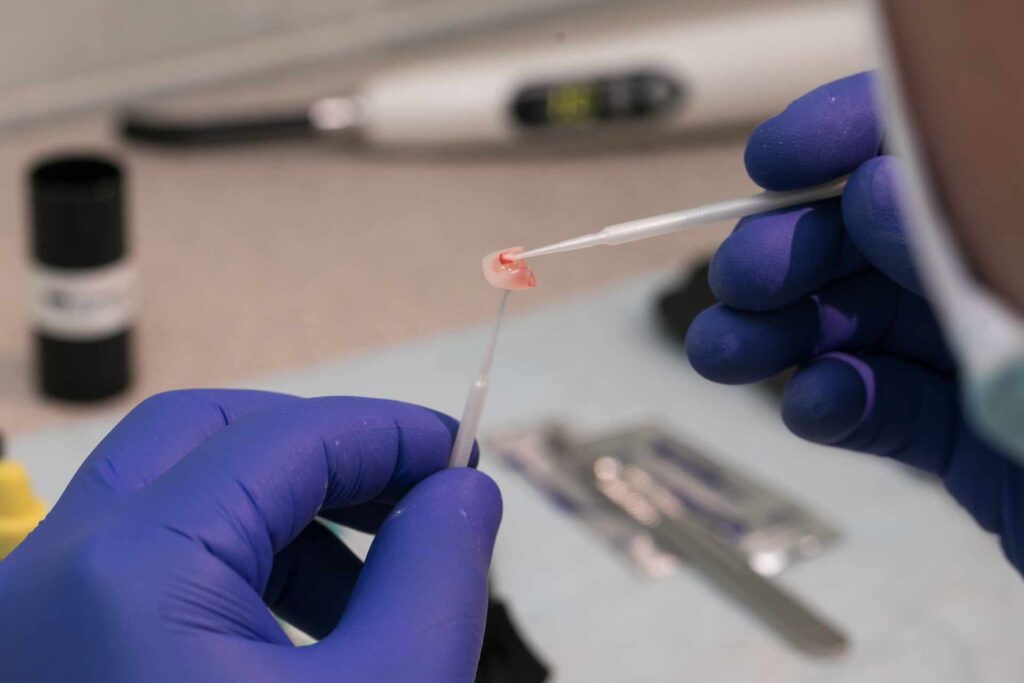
top-left (13, 271), bottom-right (1024, 682)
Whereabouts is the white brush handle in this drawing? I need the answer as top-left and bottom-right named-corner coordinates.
top-left (601, 178), bottom-right (848, 246)
top-left (518, 177), bottom-right (847, 260)
top-left (449, 378), bottom-right (490, 469)
top-left (449, 291), bottom-right (510, 468)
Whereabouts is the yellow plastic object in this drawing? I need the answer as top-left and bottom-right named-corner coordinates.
top-left (0, 459), bottom-right (47, 559)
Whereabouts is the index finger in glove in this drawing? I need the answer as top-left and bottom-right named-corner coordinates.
top-left (711, 155), bottom-right (921, 312)
top-left (709, 198), bottom-right (866, 312)
top-left (60, 389), bottom-right (299, 517)
top-left (687, 270), bottom-right (953, 384)
top-left (745, 71), bottom-right (883, 191)
top-left (130, 396), bottom-right (465, 592)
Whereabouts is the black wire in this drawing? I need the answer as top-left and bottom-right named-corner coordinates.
top-left (119, 108), bottom-right (315, 147)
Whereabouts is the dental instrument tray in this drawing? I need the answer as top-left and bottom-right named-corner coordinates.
top-left (489, 423), bottom-right (840, 578)
top-left (489, 423), bottom-right (848, 656)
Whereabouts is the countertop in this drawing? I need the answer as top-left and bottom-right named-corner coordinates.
top-left (16, 271), bottom-right (1023, 681)
top-left (0, 0), bottom-right (815, 436)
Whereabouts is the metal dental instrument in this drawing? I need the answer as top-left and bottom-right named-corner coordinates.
top-left (516, 177), bottom-right (847, 261)
top-left (449, 291), bottom-right (511, 468)
top-left (589, 454), bottom-right (849, 658)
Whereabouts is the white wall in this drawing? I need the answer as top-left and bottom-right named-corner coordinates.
top-left (0, 0), bottom-right (620, 126)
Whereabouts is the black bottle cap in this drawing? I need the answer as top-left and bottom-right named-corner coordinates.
top-left (31, 154), bottom-right (125, 269)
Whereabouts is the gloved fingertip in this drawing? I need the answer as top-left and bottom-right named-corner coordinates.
top-left (409, 468), bottom-right (503, 541)
top-left (708, 213), bottom-right (782, 310)
top-left (685, 307), bottom-right (747, 384)
top-left (842, 155), bottom-right (924, 295)
top-left (710, 201), bottom-right (854, 311)
top-left (782, 353), bottom-right (870, 444)
top-left (427, 407), bottom-right (459, 439)
top-left (685, 303), bottom-right (813, 384)
top-left (360, 470), bottom-right (502, 587)
top-left (745, 71), bottom-right (882, 190)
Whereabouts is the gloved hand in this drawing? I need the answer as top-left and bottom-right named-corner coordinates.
top-left (0, 390), bottom-right (501, 682)
top-left (685, 72), bottom-right (1024, 574)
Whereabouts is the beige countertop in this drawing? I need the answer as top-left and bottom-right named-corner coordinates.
top-left (0, 2), bottom-right (764, 436)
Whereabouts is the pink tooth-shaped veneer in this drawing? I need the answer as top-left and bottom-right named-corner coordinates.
top-left (482, 247), bottom-right (536, 290)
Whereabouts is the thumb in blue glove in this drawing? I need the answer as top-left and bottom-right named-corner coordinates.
top-left (0, 390), bottom-right (501, 682)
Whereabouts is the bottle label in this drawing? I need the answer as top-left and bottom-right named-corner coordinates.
top-left (31, 262), bottom-right (136, 340)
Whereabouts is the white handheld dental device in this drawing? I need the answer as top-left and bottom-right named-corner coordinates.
top-left (516, 177), bottom-right (847, 260)
top-left (121, 3), bottom-right (869, 150)
top-left (449, 291), bottom-right (511, 469)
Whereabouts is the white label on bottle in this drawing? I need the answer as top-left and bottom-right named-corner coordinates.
top-left (31, 262), bottom-right (136, 340)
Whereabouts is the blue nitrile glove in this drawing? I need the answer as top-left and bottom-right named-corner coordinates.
top-left (0, 390), bottom-right (501, 682)
top-left (685, 72), bottom-right (1024, 574)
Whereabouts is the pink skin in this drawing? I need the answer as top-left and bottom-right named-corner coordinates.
top-left (482, 247), bottom-right (536, 290)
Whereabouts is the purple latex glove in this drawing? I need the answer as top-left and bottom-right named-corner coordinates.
top-left (0, 390), bottom-right (501, 681)
top-left (685, 72), bottom-right (1024, 573)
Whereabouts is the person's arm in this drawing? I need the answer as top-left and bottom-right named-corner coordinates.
top-left (0, 389), bottom-right (501, 682)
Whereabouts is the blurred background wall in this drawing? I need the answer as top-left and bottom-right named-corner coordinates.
top-left (0, 0), bottom-right (854, 433)
top-left (0, 0), bottom-right (630, 125)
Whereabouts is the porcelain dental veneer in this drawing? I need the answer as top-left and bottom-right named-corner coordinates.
top-left (482, 247), bottom-right (536, 290)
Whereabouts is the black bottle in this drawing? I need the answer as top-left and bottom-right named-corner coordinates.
top-left (29, 154), bottom-right (133, 401)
